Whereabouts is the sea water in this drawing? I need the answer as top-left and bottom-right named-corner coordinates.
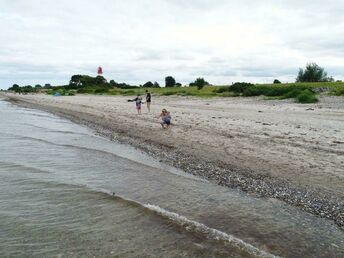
top-left (0, 99), bottom-right (343, 257)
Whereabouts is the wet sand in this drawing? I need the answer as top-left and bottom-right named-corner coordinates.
top-left (3, 93), bottom-right (344, 227)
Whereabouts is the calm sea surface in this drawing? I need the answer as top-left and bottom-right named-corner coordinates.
top-left (0, 99), bottom-right (343, 257)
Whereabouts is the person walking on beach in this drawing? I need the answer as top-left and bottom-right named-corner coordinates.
top-left (145, 90), bottom-right (151, 112)
top-left (159, 109), bottom-right (171, 129)
top-left (130, 95), bottom-right (143, 115)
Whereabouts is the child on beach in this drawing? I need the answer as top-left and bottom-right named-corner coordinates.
top-left (159, 109), bottom-right (171, 129)
top-left (130, 95), bottom-right (143, 114)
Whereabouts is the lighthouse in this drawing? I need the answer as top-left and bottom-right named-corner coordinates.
top-left (97, 66), bottom-right (103, 77)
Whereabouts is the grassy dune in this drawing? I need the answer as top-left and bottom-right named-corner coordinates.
top-left (108, 81), bottom-right (344, 97)
top-left (48, 81), bottom-right (344, 103)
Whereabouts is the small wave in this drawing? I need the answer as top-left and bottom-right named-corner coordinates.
top-left (3, 135), bottom-right (95, 155)
top-left (6, 135), bottom-right (203, 181)
top-left (144, 204), bottom-right (280, 258)
top-left (0, 161), bottom-right (51, 174)
top-left (18, 110), bottom-right (55, 119)
top-left (89, 188), bottom-right (280, 258)
top-left (19, 123), bottom-right (90, 136)
top-left (19, 123), bottom-right (51, 131)
top-left (5, 179), bottom-right (277, 257)
top-left (7, 135), bottom-right (120, 158)
top-left (2, 124), bottom-right (206, 183)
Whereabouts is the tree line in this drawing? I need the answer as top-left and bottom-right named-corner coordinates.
top-left (7, 83), bottom-right (52, 93)
top-left (8, 63), bottom-right (337, 93)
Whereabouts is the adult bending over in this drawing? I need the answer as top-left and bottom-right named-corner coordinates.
top-left (159, 109), bottom-right (171, 129)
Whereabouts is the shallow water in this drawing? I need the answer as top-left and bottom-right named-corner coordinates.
top-left (0, 99), bottom-right (343, 258)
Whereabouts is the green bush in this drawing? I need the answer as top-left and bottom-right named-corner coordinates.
top-left (331, 88), bottom-right (344, 96)
top-left (265, 87), bottom-right (292, 96)
top-left (46, 88), bottom-right (75, 96)
top-left (108, 91), bottom-right (119, 95)
top-left (176, 90), bottom-right (190, 96)
top-left (161, 91), bottom-right (178, 96)
top-left (77, 88), bottom-right (94, 94)
top-left (57, 89), bottom-right (65, 95)
top-left (230, 82), bottom-right (254, 93)
top-left (66, 90), bottom-right (76, 96)
top-left (214, 83), bottom-right (251, 94)
top-left (221, 92), bottom-right (240, 97)
top-left (214, 86), bottom-right (230, 93)
top-left (122, 90), bottom-right (136, 96)
top-left (94, 88), bottom-right (109, 94)
top-left (242, 87), bottom-right (264, 96)
top-left (212, 83), bottom-right (322, 103)
top-left (281, 89), bottom-right (304, 99)
top-left (242, 85), bottom-right (310, 97)
top-left (296, 90), bottom-right (318, 103)
top-left (46, 89), bottom-right (54, 95)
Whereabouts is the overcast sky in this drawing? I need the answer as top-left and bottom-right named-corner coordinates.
top-left (1, 0), bottom-right (343, 89)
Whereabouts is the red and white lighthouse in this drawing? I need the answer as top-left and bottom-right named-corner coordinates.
top-left (97, 66), bottom-right (103, 76)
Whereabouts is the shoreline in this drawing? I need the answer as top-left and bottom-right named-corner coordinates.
top-left (2, 93), bottom-right (343, 228)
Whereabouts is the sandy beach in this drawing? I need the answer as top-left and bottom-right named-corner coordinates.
top-left (3, 93), bottom-right (344, 227)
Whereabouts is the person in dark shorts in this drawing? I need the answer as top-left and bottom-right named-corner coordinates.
top-left (145, 90), bottom-right (151, 112)
top-left (159, 109), bottom-right (171, 129)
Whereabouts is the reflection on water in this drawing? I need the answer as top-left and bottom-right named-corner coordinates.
top-left (0, 99), bottom-right (343, 258)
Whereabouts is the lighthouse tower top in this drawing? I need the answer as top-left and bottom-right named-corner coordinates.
top-left (97, 66), bottom-right (103, 76)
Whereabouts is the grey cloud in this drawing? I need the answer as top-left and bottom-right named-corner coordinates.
top-left (135, 51), bottom-right (163, 61)
top-left (166, 0), bottom-right (227, 10)
top-left (1, 0), bottom-right (344, 88)
top-left (291, 38), bottom-right (344, 57)
top-left (239, 67), bottom-right (297, 78)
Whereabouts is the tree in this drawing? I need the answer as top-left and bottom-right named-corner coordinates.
top-left (109, 80), bottom-right (117, 87)
top-left (153, 81), bottom-right (160, 88)
top-left (35, 84), bottom-right (42, 88)
top-left (69, 75), bottom-right (108, 88)
top-left (69, 75), bottom-right (83, 87)
top-left (296, 63), bottom-right (334, 82)
top-left (273, 79), bottom-right (281, 84)
top-left (143, 81), bottom-right (154, 88)
top-left (10, 84), bottom-right (20, 90)
top-left (165, 76), bottom-right (176, 87)
top-left (95, 75), bottom-right (107, 85)
top-left (190, 77), bottom-right (209, 90)
top-left (115, 82), bottom-right (138, 89)
top-left (44, 83), bottom-right (52, 88)
top-left (175, 83), bottom-right (182, 87)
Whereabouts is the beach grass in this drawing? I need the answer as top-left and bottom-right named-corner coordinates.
top-left (47, 81), bottom-right (344, 103)
top-left (106, 82), bottom-right (344, 102)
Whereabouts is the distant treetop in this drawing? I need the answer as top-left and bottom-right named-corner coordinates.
top-left (165, 76), bottom-right (176, 87)
top-left (189, 77), bottom-right (209, 90)
top-left (296, 63), bottom-right (334, 82)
